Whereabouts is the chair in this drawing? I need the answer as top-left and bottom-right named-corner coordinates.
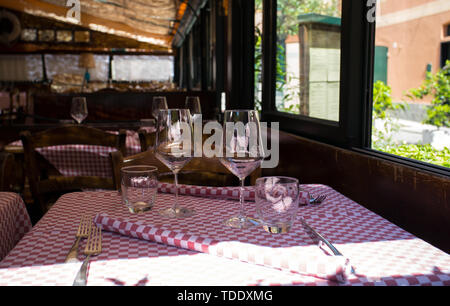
top-left (111, 149), bottom-right (261, 189)
top-left (0, 152), bottom-right (14, 191)
top-left (138, 129), bottom-right (156, 152)
top-left (20, 125), bottom-right (127, 214)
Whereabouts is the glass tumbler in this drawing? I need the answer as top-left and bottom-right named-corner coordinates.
top-left (255, 176), bottom-right (300, 233)
top-left (121, 165), bottom-right (158, 213)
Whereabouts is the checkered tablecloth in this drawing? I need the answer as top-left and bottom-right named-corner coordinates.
top-left (0, 185), bottom-right (449, 286)
top-left (0, 192), bottom-right (32, 261)
top-left (9, 130), bottom-right (141, 177)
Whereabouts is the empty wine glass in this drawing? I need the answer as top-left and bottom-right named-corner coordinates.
top-left (154, 109), bottom-right (195, 218)
top-left (70, 97), bottom-right (88, 124)
top-left (219, 110), bottom-right (265, 228)
top-left (185, 96), bottom-right (202, 121)
top-left (152, 96), bottom-right (168, 119)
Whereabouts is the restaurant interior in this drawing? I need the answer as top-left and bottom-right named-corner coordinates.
top-left (0, 0), bottom-right (448, 287)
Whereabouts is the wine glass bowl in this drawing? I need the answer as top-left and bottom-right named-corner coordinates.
top-left (185, 96), bottom-right (202, 121)
top-left (70, 97), bottom-right (88, 124)
top-left (154, 109), bottom-right (195, 218)
top-left (152, 96), bottom-right (168, 120)
top-left (219, 110), bottom-right (265, 228)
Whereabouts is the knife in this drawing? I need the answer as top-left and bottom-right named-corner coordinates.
top-left (300, 217), bottom-right (355, 274)
top-left (300, 217), bottom-right (342, 255)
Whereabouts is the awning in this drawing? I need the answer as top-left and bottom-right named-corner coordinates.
top-left (0, 0), bottom-right (200, 52)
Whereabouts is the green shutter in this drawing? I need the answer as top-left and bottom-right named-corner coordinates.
top-left (374, 46), bottom-right (388, 84)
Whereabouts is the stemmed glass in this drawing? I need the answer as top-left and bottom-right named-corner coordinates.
top-left (185, 96), bottom-right (202, 121)
top-left (219, 110), bottom-right (265, 228)
top-left (70, 97), bottom-right (88, 124)
top-left (152, 96), bottom-right (168, 119)
top-left (154, 109), bottom-right (195, 218)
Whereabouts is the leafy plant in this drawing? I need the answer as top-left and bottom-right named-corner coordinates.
top-left (377, 144), bottom-right (450, 168)
top-left (407, 60), bottom-right (450, 128)
top-left (373, 80), bottom-right (405, 119)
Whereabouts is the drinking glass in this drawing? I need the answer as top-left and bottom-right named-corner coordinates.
top-left (154, 109), bottom-right (195, 218)
top-left (255, 177), bottom-right (300, 233)
top-left (219, 110), bottom-right (265, 228)
top-left (185, 96), bottom-right (202, 121)
top-left (152, 96), bottom-right (168, 119)
top-left (70, 97), bottom-right (88, 124)
top-left (121, 165), bottom-right (158, 213)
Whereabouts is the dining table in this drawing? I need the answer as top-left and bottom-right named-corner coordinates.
top-left (0, 192), bottom-right (32, 261)
top-left (0, 183), bottom-right (449, 286)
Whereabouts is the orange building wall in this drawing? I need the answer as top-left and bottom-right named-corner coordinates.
top-left (379, 0), bottom-right (436, 15)
top-left (376, 0), bottom-right (450, 103)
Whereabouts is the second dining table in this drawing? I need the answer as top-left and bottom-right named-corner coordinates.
top-left (0, 183), bottom-right (449, 286)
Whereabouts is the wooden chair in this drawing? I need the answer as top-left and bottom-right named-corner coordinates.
top-left (0, 152), bottom-right (14, 191)
top-left (20, 125), bottom-right (127, 214)
top-left (138, 129), bottom-right (156, 152)
top-left (111, 149), bottom-right (261, 190)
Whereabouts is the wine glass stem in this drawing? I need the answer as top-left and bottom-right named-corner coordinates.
top-left (239, 178), bottom-right (245, 221)
top-left (173, 171), bottom-right (179, 212)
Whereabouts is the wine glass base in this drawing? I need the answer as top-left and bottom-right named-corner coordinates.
top-left (159, 207), bottom-right (195, 218)
top-left (224, 216), bottom-right (255, 229)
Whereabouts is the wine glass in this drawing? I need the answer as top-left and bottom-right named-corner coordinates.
top-left (152, 96), bottom-right (168, 119)
top-left (219, 110), bottom-right (265, 228)
top-left (70, 97), bottom-right (88, 124)
top-left (185, 96), bottom-right (202, 121)
top-left (154, 109), bottom-right (195, 218)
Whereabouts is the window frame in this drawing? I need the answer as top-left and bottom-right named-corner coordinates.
top-left (260, 0), bottom-right (371, 148)
top-left (259, 0), bottom-right (449, 177)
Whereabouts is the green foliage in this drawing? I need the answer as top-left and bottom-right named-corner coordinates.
top-left (407, 60), bottom-right (450, 128)
top-left (372, 80), bottom-right (405, 119)
top-left (377, 144), bottom-right (450, 168)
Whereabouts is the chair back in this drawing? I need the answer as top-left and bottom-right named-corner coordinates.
top-left (0, 152), bottom-right (14, 191)
top-left (20, 125), bottom-right (127, 213)
top-left (111, 149), bottom-right (261, 189)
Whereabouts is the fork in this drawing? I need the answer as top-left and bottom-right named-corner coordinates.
top-left (65, 215), bottom-right (91, 263)
top-left (73, 224), bottom-right (102, 286)
top-left (310, 194), bottom-right (327, 204)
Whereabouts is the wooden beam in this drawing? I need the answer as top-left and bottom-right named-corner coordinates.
top-left (0, 0), bottom-right (173, 49)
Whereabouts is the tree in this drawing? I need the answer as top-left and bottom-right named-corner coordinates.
top-left (407, 60), bottom-right (450, 128)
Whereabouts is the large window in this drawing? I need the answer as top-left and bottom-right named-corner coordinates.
top-left (256, 0), bottom-right (342, 121)
top-left (371, 0), bottom-right (450, 169)
top-left (259, 0), bottom-right (449, 173)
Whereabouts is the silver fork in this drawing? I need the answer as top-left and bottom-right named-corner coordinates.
top-left (310, 194), bottom-right (327, 204)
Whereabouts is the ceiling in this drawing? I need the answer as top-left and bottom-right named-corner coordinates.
top-left (0, 0), bottom-right (200, 53)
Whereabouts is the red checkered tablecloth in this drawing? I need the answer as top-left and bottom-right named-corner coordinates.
top-left (0, 192), bottom-right (32, 261)
top-left (0, 185), bottom-right (449, 286)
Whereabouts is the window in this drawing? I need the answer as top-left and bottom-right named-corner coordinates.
top-left (371, 1), bottom-right (450, 169)
top-left (258, 0), bottom-right (449, 173)
top-left (259, 0), bottom-right (366, 147)
top-left (112, 55), bottom-right (174, 82)
top-left (0, 55), bottom-right (43, 81)
top-left (45, 54), bottom-right (109, 82)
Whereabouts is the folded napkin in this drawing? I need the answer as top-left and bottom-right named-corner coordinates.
top-left (157, 183), bottom-right (311, 206)
top-left (93, 213), bottom-right (352, 283)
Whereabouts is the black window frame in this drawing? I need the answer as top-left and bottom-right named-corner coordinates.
top-left (260, 0), bottom-right (371, 148)
top-left (259, 0), bottom-right (450, 177)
